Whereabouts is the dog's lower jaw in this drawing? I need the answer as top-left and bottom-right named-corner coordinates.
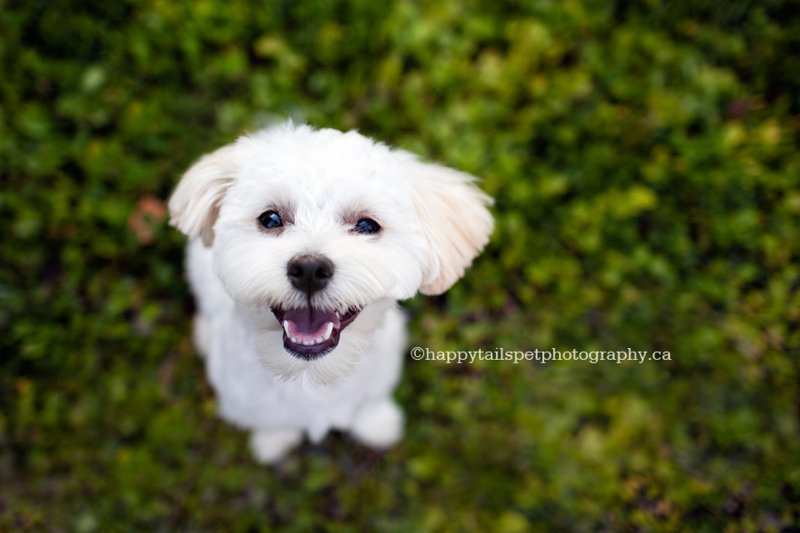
top-left (253, 298), bottom-right (397, 386)
top-left (271, 305), bottom-right (363, 361)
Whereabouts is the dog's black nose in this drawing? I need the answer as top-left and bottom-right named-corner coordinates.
top-left (287, 254), bottom-right (334, 296)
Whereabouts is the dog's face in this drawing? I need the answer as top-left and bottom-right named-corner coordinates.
top-left (169, 124), bottom-right (493, 384)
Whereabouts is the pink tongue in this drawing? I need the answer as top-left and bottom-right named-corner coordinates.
top-left (283, 307), bottom-right (340, 335)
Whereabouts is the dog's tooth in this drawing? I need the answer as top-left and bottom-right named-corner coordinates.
top-left (323, 322), bottom-right (334, 341)
top-left (283, 320), bottom-right (290, 333)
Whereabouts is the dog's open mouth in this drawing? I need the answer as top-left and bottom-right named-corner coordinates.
top-left (271, 306), bottom-right (362, 360)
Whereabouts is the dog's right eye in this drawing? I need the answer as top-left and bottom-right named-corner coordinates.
top-left (258, 210), bottom-right (283, 229)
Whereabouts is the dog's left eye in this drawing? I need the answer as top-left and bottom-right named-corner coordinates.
top-left (258, 210), bottom-right (283, 229)
top-left (353, 217), bottom-right (381, 235)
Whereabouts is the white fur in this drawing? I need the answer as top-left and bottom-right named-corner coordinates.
top-left (169, 123), bottom-right (493, 463)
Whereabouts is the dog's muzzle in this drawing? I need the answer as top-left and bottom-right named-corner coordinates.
top-left (272, 254), bottom-right (363, 359)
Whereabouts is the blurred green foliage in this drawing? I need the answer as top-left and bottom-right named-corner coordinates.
top-left (2, 0), bottom-right (799, 531)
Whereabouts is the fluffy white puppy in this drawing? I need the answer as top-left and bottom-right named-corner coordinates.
top-left (169, 123), bottom-right (493, 463)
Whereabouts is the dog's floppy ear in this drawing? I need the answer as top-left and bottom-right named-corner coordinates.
top-left (168, 144), bottom-right (237, 247)
top-left (407, 156), bottom-right (494, 295)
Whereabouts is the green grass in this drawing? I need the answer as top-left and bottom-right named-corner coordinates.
top-left (2, 0), bottom-right (799, 530)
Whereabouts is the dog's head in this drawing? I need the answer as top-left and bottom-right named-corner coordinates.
top-left (169, 123), bottom-right (493, 383)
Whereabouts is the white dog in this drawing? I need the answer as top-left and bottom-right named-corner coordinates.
top-left (168, 123), bottom-right (493, 463)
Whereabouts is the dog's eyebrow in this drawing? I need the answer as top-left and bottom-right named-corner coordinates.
top-left (341, 208), bottom-right (379, 226)
top-left (264, 202), bottom-right (295, 223)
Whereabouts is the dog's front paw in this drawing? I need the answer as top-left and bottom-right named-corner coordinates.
top-left (351, 399), bottom-right (404, 449)
top-left (249, 428), bottom-right (303, 464)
